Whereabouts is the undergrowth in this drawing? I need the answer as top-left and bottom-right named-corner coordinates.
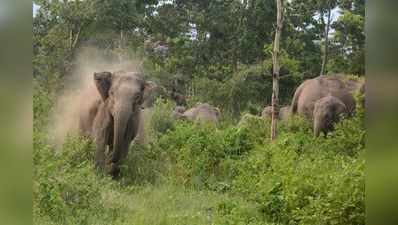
top-left (34, 84), bottom-right (365, 225)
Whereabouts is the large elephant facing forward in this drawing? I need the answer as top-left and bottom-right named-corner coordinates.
top-left (79, 71), bottom-right (152, 177)
top-left (290, 75), bottom-right (364, 136)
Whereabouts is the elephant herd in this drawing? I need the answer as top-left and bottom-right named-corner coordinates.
top-left (78, 71), bottom-right (364, 177)
top-left (262, 75), bottom-right (365, 136)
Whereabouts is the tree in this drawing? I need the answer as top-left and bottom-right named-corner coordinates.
top-left (320, 1), bottom-right (332, 75)
top-left (328, 0), bottom-right (365, 75)
top-left (92, 0), bottom-right (155, 61)
top-left (33, 0), bottom-right (96, 80)
top-left (271, 0), bottom-right (284, 140)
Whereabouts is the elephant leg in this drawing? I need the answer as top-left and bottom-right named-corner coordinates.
top-left (105, 123), bottom-right (120, 178)
top-left (95, 138), bottom-right (106, 169)
top-left (94, 120), bottom-right (112, 169)
top-left (105, 119), bottom-right (114, 164)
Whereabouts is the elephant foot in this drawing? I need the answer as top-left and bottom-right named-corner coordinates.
top-left (105, 162), bottom-right (120, 179)
top-left (95, 160), bottom-right (105, 170)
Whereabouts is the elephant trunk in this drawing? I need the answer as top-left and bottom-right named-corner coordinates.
top-left (111, 106), bottom-right (133, 165)
top-left (313, 117), bottom-right (322, 137)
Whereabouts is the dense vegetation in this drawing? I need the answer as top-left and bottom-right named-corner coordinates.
top-left (34, 93), bottom-right (365, 225)
top-left (33, 0), bottom-right (365, 224)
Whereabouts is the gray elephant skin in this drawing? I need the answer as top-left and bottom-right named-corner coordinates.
top-left (261, 105), bottom-right (290, 121)
top-left (279, 106), bottom-right (291, 121)
top-left (313, 95), bottom-right (348, 136)
top-left (79, 71), bottom-right (152, 177)
top-left (141, 81), bottom-right (167, 108)
top-left (290, 75), bottom-right (364, 136)
top-left (261, 106), bottom-right (272, 118)
top-left (172, 103), bottom-right (220, 124)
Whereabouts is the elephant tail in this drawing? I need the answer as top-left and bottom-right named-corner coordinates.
top-left (290, 82), bottom-right (304, 114)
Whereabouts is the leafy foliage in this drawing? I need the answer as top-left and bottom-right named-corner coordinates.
top-left (33, 0), bottom-right (364, 117)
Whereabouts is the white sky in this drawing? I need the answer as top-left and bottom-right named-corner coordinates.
top-left (33, 3), bottom-right (39, 17)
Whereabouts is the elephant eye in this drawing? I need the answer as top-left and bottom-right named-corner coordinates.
top-left (134, 93), bottom-right (142, 102)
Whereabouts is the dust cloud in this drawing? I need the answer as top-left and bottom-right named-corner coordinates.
top-left (49, 47), bottom-right (143, 150)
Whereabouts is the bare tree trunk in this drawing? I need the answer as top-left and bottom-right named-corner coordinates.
top-left (69, 29), bottom-right (73, 51)
top-left (320, 6), bottom-right (332, 76)
top-left (119, 21), bottom-right (124, 63)
top-left (120, 28), bottom-right (124, 49)
top-left (72, 27), bottom-right (81, 50)
top-left (271, 0), bottom-right (284, 141)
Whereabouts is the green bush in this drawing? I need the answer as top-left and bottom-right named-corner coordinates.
top-left (118, 143), bottom-right (169, 186)
top-left (33, 80), bottom-right (55, 132)
top-left (34, 135), bottom-right (126, 225)
top-left (231, 115), bottom-right (365, 225)
top-left (153, 110), bottom-right (365, 225)
top-left (213, 198), bottom-right (268, 225)
top-left (149, 98), bottom-right (176, 137)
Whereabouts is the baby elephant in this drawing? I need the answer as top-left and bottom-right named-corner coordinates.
top-left (313, 96), bottom-right (348, 137)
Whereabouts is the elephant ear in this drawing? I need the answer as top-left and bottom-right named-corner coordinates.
top-left (94, 72), bottom-right (113, 101)
top-left (331, 100), bottom-right (347, 120)
top-left (140, 81), bottom-right (156, 106)
top-left (336, 102), bottom-right (347, 116)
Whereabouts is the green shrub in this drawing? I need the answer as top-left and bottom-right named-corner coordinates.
top-left (119, 143), bottom-right (169, 186)
top-left (237, 113), bottom-right (271, 144)
top-left (34, 135), bottom-right (126, 225)
top-left (158, 122), bottom-right (226, 188)
top-left (157, 115), bottom-right (269, 190)
top-left (149, 98), bottom-right (176, 137)
top-left (279, 114), bottom-right (312, 135)
top-left (231, 114), bottom-right (365, 225)
top-left (33, 80), bottom-right (55, 132)
top-left (213, 198), bottom-right (269, 225)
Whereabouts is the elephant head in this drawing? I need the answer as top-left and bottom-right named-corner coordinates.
top-left (313, 96), bottom-right (347, 137)
top-left (93, 71), bottom-right (152, 177)
top-left (171, 106), bottom-right (186, 120)
top-left (261, 106), bottom-right (273, 118)
top-left (279, 106), bottom-right (291, 121)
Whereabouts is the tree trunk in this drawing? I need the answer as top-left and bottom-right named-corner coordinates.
top-left (119, 21), bottom-right (124, 63)
top-left (320, 6), bottom-right (332, 76)
top-left (69, 29), bottom-right (73, 51)
top-left (271, 0), bottom-right (284, 141)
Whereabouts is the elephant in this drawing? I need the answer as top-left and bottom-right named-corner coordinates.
top-left (290, 75), bottom-right (364, 136)
top-left (78, 71), bottom-right (152, 177)
top-left (171, 106), bottom-right (186, 120)
top-left (134, 81), bottom-right (171, 145)
top-left (261, 106), bottom-right (272, 118)
top-left (141, 81), bottom-right (167, 109)
top-left (261, 105), bottom-right (290, 120)
top-left (172, 103), bottom-right (220, 124)
top-left (279, 106), bottom-right (291, 121)
top-left (313, 95), bottom-right (348, 136)
top-left (133, 108), bottom-right (153, 146)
